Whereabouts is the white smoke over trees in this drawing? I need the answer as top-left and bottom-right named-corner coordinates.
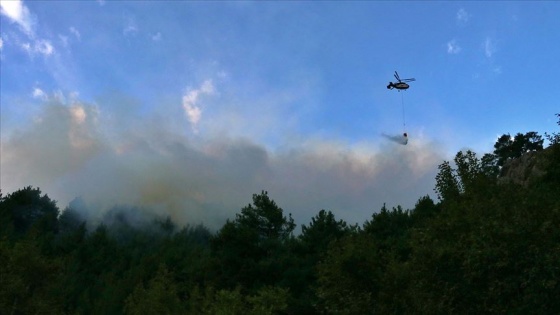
top-left (1, 96), bottom-right (445, 230)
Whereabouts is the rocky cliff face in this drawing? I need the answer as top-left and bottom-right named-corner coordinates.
top-left (498, 149), bottom-right (548, 187)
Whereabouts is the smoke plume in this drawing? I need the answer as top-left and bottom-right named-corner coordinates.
top-left (1, 98), bottom-right (445, 229)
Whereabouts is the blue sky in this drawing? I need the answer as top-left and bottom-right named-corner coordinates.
top-left (1, 1), bottom-right (559, 228)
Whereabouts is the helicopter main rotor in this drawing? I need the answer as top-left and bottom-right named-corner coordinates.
top-left (394, 71), bottom-right (415, 83)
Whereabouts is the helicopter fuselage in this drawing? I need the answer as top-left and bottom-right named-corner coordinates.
top-left (387, 82), bottom-right (409, 90)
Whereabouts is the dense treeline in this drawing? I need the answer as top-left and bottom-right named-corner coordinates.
top-left (1, 117), bottom-right (559, 314)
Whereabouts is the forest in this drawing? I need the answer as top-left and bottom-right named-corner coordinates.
top-left (1, 114), bottom-right (559, 315)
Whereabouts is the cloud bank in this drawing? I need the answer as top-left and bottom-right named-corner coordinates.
top-left (1, 93), bottom-right (445, 230)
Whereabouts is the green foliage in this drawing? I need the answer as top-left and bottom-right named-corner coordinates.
top-left (0, 238), bottom-right (64, 314)
top-left (59, 207), bottom-right (85, 235)
top-left (315, 204), bottom-right (415, 314)
top-left (316, 233), bottom-right (380, 314)
top-left (236, 190), bottom-right (296, 241)
top-left (124, 265), bottom-right (184, 315)
top-left (187, 285), bottom-right (289, 315)
top-left (283, 210), bottom-right (354, 314)
top-left (0, 186), bottom-right (59, 238)
top-left (410, 195), bottom-right (439, 223)
top-left (545, 113), bottom-right (560, 145)
top-left (205, 287), bottom-right (246, 315)
top-left (400, 178), bottom-right (560, 314)
top-left (211, 191), bottom-right (295, 290)
top-left (481, 152), bottom-right (500, 177)
top-left (454, 150), bottom-right (483, 190)
top-left (246, 286), bottom-right (289, 315)
top-left (300, 209), bottom-right (353, 255)
top-left (55, 208), bottom-right (87, 255)
top-left (434, 160), bottom-right (461, 201)
top-left (434, 150), bottom-right (496, 203)
top-left (363, 204), bottom-right (410, 239)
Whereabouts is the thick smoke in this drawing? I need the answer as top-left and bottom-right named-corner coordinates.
top-left (1, 98), bottom-right (445, 230)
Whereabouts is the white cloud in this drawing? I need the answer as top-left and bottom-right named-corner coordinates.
top-left (32, 89), bottom-right (82, 103)
top-left (151, 32), bottom-right (161, 41)
top-left (123, 18), bottom-right (138, 36)
top-left (19, 38), bottom-right (53, 57)
top-left (0, 37), bottom-right (3, 50)
top-left (32, 87), bottom-right (47, 100)
top-left (456, 8), bottom-right (469, 25)
top-left (182, 80), bottom-right (215, 133)
top-left (59, 34), bottom-right (68, 47)
top-left (20, 41), bottom-right (31, 53)
top-left (18, 39), bottom-right (54, 56)
top-left (200, 80), bottom-right (215, 94)
top-left (69, 27), bottom-right (81, 40)
top-left (217, 70), bottom-right (228, 79)
top-left (58, 27), bottom-right (80, 49)
top-left (447, 39), bottom-right (461, 54)
top-left (34, 39), bottom-right (54, 56)
top-left (0, 0), bottom-right (35, 35)
top-left (484, 37), bottom-right (496, 58)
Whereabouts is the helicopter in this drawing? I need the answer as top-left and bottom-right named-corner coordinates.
top-left (387, 71), bottom-right (415, 90)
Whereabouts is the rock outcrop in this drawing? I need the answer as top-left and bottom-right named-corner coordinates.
top-left (498, 149), bottom-right (549, 187)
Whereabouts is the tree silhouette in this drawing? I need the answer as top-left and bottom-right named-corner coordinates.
top-left (493, 132), bottom-right (543, 167)
top-left (0, 186), bottom-right (59, 237)
top-left (211, 191), bottom-right (295, 290)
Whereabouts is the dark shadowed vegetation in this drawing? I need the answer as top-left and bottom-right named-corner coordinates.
top-left (1, 115), bottom-right (559, 314)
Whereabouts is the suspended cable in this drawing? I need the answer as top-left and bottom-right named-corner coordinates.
top-left (401, 92), bottom-right (406, 132)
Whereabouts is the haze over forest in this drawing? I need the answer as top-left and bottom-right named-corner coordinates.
top-left (1, 118), bottom-right (559, 314)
